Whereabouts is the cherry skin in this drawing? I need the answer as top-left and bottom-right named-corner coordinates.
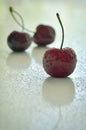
top-left (7, 31), bottom-right (32, 52)
top-left (43, 47), bottom-right (77, 77)
top-left (33, 24), bottom-right (56, 46)
top-left (43, 13), bottom-right (77, 77)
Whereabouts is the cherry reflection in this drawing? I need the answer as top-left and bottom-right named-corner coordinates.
top-left (7, 52), bottom-right (31, 70)
top-left (42, 77), bottom-right (75, 107)
top-left (42, 77), bottom-right (75, 129)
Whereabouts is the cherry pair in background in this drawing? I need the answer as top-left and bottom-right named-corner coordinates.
top-left (7, 7), bottom-right (56, 52)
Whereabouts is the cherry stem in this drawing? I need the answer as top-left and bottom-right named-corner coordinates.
top-left (9, 7), bottom-right (34, 33)
top-left (56, 13), bottom-right (64, 49)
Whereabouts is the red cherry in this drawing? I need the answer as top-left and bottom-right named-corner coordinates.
top-left (43, 47), bottom-right (77, 77)
top-left (33, 24), bottom-right (56, 46)
top-left (7, 7), bottom-right (32, 52)
top-left (7, 31), bottom-right (32, 52)
top-left (43, 13), bottom-right (77, 77)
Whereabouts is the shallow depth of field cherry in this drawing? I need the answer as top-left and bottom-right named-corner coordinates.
top-left (7, 7), bottom-right (32, 52)
top-left (7, 30), bottom-right (32, 52)
top-left (33, 24), bottom-right (56, 46)
top-left (43, 13), bottom-right (77, 77)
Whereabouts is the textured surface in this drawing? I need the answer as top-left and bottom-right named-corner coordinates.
top-left (0, 1), bottom-right (86, 130)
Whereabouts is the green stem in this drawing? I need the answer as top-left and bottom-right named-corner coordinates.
top-left (9, 7), bottom-right (34, 33)
top-left (56, 13), bottom-right (64, 49)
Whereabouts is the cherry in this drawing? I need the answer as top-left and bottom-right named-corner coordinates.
top-left (7, 7), bottom-right (32, 52)
top-left (43, 13), bottom-right (77, 77)
top-left (7, 31), bottom-right (32, 52)
top-left (33, 24), bottom-right (56, 46)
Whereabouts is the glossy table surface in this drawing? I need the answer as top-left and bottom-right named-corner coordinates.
top-left (0, 1), bottom-right (86, 130)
